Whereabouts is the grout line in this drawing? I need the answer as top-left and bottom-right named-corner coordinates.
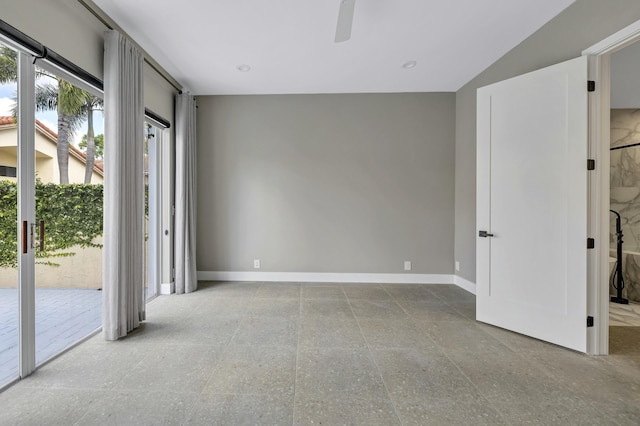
top-left (291, 286), bottom-right (302, 426)
top-left (345, 285), bottom-right (405, 425)
top-left (437, 348), bottom-right (510, 424)
top-left (190, 284), bottom-right (256, 423)
top-left (4, 282), bottom-right (638, 425)
top-left (386, 284), bottom-right (510, 424)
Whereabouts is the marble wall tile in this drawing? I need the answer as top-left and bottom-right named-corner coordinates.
top-left (610, 109), bottom-right (640, 303)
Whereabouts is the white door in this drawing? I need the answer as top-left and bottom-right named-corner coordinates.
top-left (476, 56), bottom-right (589, 352)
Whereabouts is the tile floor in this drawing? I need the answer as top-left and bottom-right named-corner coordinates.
top-left (0, 288), bottom-right (102, 386)
top-left (610, 300), bottom-right (640, 326)
top-left (0, 282), bottom-right (639, 425)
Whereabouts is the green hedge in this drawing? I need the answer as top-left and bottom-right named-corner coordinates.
top-left (0, 181), bottom-right (104, 268)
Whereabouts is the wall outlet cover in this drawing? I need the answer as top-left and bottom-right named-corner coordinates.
top-left (254, 259), bottom-right (261, 269)
top-left (404, 261), bottom-right (412, 271)
top-left (455, 261), bottom-right (460, 271)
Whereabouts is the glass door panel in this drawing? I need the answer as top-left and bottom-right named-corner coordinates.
top-left (33, 68), bottom-right (103, 365)
top-left (0, 41), bottom-right (19, 386)
top-left (145, 123), bottom-right (160, 300)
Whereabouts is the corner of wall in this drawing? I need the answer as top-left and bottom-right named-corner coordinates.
top-left (454, 275), bottom-right (476, 295)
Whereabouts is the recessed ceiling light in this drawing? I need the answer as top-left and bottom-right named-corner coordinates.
top-left (237, 64), bottom-right (251, 72)
top-left (402, 61), bottom-right (417, 69)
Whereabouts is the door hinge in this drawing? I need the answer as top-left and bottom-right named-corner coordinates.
top-left (587, 316), bottom-right (594, 327)
top-left (587, 159), bottom-right (595, 170)
top-left (172, 205), bottom-right (175, 216)
top-left (587, 80), bottom-right (596, 92)
top-left (587, 238), bottom-right (595, 249)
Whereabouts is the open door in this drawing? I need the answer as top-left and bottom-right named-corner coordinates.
top-left (477, 56), bottom-right (589, 352)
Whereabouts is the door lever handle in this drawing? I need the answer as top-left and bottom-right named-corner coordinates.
top-left (39, 220), bottom-right (45, 251)
top-left (479, 230), bottom-right (494, 238)
top-left (22, 221), bottom-right (28, 254)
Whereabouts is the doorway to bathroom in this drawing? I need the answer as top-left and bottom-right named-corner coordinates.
top-left (578, 18), bottom-right (640, 356)
top-left (607, 41), bottom-right (640, 355)
top-left (474, 19), bottom-right (640, 356)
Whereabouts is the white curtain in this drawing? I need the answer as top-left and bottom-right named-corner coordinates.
top-left (175, 93), bottom-right (198, 294)
top-left (102, 30), bottom-right (145, 340)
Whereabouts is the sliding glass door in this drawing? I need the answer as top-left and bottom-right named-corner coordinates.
top-left (146, 123), bottom-right (162, 301)
top-left (33, 66), bottom-right (103, 365)
top-left (1, 43), bottom-right (106, 386)
top-left (0, 35), bottom-right (167, 389)
top-left (0, 41), bottom-right (20, 387)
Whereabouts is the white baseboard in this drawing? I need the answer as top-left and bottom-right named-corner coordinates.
top-left (160, 281), bottom-right (175, 295)
top-left (197, 271), bottom-right (454, 285)
top-left (197, 271), bottom-right (477, 295)
top-left (454, 275), bottom-right (476, 295)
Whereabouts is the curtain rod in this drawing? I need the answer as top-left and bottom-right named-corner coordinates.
top-left (0, 20), bottom-right (103, 90)
top-left (0, 19), bottom-right (171, 129)
top-left (76, 0), bottom-right (183, 93)
top-left (611, 142), bottom-right (640, 151)
top-left (145, 108), bottom-right (171, 129)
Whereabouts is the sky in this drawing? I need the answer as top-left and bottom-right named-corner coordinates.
top-left (0, 81), bottom-right (104, 147)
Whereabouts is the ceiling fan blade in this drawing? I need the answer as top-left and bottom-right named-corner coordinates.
top-left (335, 0), bottom-right (356, 43)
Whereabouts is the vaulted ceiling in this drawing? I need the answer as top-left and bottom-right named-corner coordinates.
top-left (93, 0), bottom-right (575, 95)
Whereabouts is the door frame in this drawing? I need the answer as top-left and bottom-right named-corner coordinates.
top-left (584, 19), bottom-right (640, 355)
top-left (146, 124), bottom-right (162, 300)
top-left (17, 50), bottom-right (36, 378)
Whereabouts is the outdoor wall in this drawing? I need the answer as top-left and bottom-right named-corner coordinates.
top-left (454, 0), bottom-right (640, 283)
top-left (0, 125), bottom-right (103, 184)
top-left (197, 93), bottom-right (455, 275)
top-left (0, 149), bottom-right (16, 182)
top-left (0, 243), bottom-right (103, 289)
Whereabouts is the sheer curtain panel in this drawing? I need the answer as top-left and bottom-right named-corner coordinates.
top-left (102, 30), bottom-right (146, 340)
top-left (175, 93), bottom-right (198, 294)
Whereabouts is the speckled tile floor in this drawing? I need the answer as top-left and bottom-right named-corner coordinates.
top-left (610, 301), bottom-right (640, 326)
top-left (1, 282), bottom-right (640, 425)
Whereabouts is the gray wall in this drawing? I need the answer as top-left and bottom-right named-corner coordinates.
top-left (611, 42), bottom-right (640, 109)
top-left (197, 93), bottom-right (455, 274)
top-left (455, 0), bottom-right (640, 282)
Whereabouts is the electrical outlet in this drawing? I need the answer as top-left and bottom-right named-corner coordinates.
top-left (404, 261), bottom-right (412, 271)
top-left (455, 261), bottom-right (460, 272)
top-left (254, 259), bottom-right (260, 269)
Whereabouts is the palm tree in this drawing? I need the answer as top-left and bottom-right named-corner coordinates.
top-left (0, 46), bottom-right (17, 83)
top-left (35, 81), bottom-right (85, 184)
top-left (81, 93), bottom-right (103, 183)
top-left (79, 134), bottom-right (104, 159)
top-left (34, 80), bottom-right (103, 183)
top-left (1, 45), bottom-right (100, 184)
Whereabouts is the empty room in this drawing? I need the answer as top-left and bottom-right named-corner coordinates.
top-left (1, 0), bottom-right (640, 424)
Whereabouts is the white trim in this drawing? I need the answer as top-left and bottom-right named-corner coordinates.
top-left (18, 51), bottom-right (36, 379)
top-left (583, 19), bottom-right (640, 56)
top-left (160, 281), bottom-right (175, 295)
top-left (35, 60), bottom-right (103, 99)
top-left (587, 53), bottom-right (611, 356)
top-left (454, 275), bottom-right (476, 295)
top-left (147, 127), bottom-right (162, 299)
top-left (582, 18), bottom-right (640, 355)
top-left (197, 271), bottom-right (454, 284)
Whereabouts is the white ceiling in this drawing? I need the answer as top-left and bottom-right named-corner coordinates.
top-left (93, 0), bottom-right (575, 95)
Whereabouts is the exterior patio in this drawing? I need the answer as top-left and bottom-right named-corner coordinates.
top-left (0, 288), bottom-right (102, 386)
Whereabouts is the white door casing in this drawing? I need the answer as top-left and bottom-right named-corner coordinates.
top-left (477, 56), bottom-right (589, 352)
